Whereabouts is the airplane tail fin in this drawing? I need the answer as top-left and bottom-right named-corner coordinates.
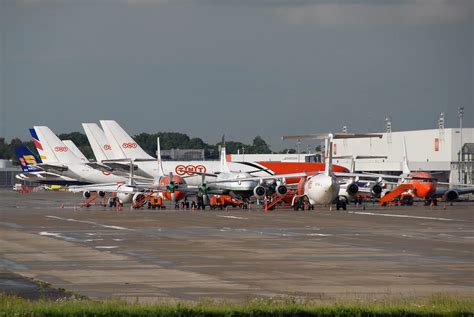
top-left (100, 120), bottom-right (153, 160)
top-left (15, 146), bottom-right (42, 172)
top-left (156, 137), bottom-right (165, 178)
top-left (82, 123), bottom-right (117, 162)
top-left (402, 137), bottom-right (411, 175)
top-left (324, 138), bottom-right (333, 176)
top-left (220, 146), bottom-right (231, 173)
top-left (31, 126), bottom-right (83, 164)
top-left (62, 140), bottom-right (88, 162)
top-left (29, 128), bottom-right (50, 163)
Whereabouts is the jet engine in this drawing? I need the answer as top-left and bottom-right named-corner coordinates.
top-left (132, 192), bottom-right (147, 206)
top-left (98, 191), bottom-right (106, 198)
top-left (345, 183), bottom-right (359, 196)
top-left (253, 185), bottom-right (266, 199)
top-left (275, 184), bottom-right (288, 196)
top-left (83, 191), bottom-right (91, 199)
top-left (444, 190), bottom-right (459, 202)
top-left (370, 184), bottom-right (383, 197)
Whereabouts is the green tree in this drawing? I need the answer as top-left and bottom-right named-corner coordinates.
top-left (248, 136), bottom-right (271, 154)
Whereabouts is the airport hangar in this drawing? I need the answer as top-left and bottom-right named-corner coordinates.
top-left (228, 128), bottom-right (474, 185)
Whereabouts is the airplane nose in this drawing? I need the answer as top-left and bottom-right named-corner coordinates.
top-left (416, 183), bottom-right (434, 198)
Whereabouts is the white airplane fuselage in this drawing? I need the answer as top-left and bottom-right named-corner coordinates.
top-left (211, 172), bottom-right (258, 192)
top-left (61, 163), bottom-right (127, 184)
top-left (124, 160), bottom-right (272, 187)
top-left (304, 174), bottom-right (340, 205)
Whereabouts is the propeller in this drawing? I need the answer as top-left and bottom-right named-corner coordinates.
top-left (168, 172), bottom-right (177, 202)
top-left (198, 173), bottom-right (209, 205)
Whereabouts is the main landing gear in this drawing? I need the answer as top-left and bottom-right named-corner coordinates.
top-left (336, 197), bottom-right (347, 211)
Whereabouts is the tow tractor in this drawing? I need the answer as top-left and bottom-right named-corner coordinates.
top-left (209, 195), bottom-right (244, 210)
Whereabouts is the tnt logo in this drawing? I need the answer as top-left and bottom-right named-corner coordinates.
top-left (122, 143), bottom-right (138, 149)
top-left (54, 146), bottom-right (68, 152)
top-left (175, 164), bottom-right (206, 176)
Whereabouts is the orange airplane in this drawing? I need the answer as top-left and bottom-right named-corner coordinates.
top-left (379, 139), bottom-right (473, 205)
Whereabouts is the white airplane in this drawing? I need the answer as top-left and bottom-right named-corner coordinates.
top-left (29, 127), bottom-right (129, 185)
top-left (211, 133), bottom-right (384, 210)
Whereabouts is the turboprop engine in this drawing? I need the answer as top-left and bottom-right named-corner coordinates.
top-left (253, 185), bottom-right (266, 199)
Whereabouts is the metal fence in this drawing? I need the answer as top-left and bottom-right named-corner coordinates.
top-left (0, 170), bottom-right (19, 188)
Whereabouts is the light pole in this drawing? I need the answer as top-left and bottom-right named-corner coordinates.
top-left (296, 139), bottom-right (301, 162)
top-left (458, 106), bottom-right (464, 161)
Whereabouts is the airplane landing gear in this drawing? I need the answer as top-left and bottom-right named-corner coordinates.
top-left (336, 198), bottom-right (347, 211)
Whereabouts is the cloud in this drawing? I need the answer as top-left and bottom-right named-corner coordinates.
top-left (273, 0), bottom-right (472, 27)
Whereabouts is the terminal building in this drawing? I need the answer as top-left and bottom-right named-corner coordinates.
top-left (229, 128), bottom-right (474, 185)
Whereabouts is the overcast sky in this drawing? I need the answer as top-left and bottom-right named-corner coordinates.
top-left (0, 0), bottom-right (472, 151)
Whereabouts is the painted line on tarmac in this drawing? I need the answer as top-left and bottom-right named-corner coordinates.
top-left (306, 233), bottom-right (333, 237)
top-left (217, 215), bottom-right (249, 220)
top-left (348, 211), bottom-right (459, 222)
top-left (39, 231), bottom-right (92, 243)
top-left (46, 216), bottom-right (132, 230)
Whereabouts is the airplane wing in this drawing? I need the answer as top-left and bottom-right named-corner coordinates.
top-left (432, 186), bottom-right (474, 198)
top-left (34, 163), bottom-right (69, 173)
top-left (205, 172), bottom-right (314, 184)
top-left (85, 162), bottom-right (114, 173)
top-left (205, 170), bottom-right (403, 185)
top-left (101, 162), bottom-right (138, 172)
top-left (436, 182), bottom-right (474, 188)
top-left (68, 183), bottom-right (132, 193)
top-left (346, 172), bottom-right (408, 180)
top-left (18, 171), bottom-right (76, 181)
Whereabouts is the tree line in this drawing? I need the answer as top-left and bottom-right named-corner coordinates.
top-left (0, 132), bottom-right (300, 165)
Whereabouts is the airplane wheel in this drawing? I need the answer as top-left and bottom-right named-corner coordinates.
top-left (342, 202), bottom-right (347, 210)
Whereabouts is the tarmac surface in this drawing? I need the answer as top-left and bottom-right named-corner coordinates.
top-left (0, 190), bottom-right (473, 302)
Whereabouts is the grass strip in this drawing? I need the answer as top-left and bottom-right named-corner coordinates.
top-left (1, 293), bottom-right (473, 317)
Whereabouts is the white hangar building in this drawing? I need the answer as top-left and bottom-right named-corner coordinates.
top-left (331, 128), bottom-right (473, 184)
